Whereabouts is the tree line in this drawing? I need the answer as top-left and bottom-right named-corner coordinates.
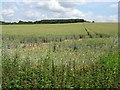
top-left (0, 19), bottom-right (93, 25)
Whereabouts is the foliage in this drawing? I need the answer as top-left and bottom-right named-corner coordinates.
top-left (0, 19), bottom-right (86, 25)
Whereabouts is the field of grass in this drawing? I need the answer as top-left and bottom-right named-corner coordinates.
top-left (84, 23), bottom-right (118, 35)
top-left (1, 23), bottom-right (119, 89)
top-left (2, 23), bottom-right (86, 39)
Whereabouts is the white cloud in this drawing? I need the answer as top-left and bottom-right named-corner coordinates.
top-left (0, 13), bottom-right (3, 21)
top-left (37, 0), bottom-right (85, 19)
top-left (25, 11), bottom-right (47, 20)
top-left (38, 0), bottom-right (66, 12)
top-left (59, 0), bottom-right (119, 2)
top-left (90, 15), bottom-right (118, 22)
top-left (59, 0), bottom-right (86, 4)
top-left (37, 1), bottom-right (114, 22)
top-left (0, 10), bottom-right (2, 21)
top-left (107, 15), bottom-right (118, 22)
top-left (1, 0), bottom-right (118, 22)
top-left (37, 0), bottom-right (85, 16)
top-left (110, 3), bottom-right (118, 8)
top-left (51, 9), bottom-right (85, 19)
top-left (71, 11), bottom-right (118, 22)
top-left (2, 9), bottom-right (15, 17)
top-left (63, 8), bottom-right (85, 19)
top-left (22, 0), bottom-right (35, 4)
top-left (1, 0), bottom-right (119, 2)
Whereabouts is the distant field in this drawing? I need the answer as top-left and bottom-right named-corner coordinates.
top-left (2, 23), bottom-right (118, 36)
top-left (84, 23), bottom-right (118, 35)
top-left (2, 23), bottom-right (86, 37)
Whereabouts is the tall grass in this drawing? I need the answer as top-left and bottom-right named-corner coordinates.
top-left (2, 36), bottom-right (119, 89)
top-left (2, 50), bottom-right (119, 88)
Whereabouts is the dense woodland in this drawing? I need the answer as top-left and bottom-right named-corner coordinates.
top-left (0, 19), bottom-right (92, 25)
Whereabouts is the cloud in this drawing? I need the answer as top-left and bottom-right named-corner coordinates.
top-left (110, 3), bottom-right (118, 8)
top-left (36, 0), bottom-right (85, 19)
top-left (50, 9), bottom-right (85, 19)
top-left (1, 0), bottom-right (119, 2)
top-left (1, 9), bottom-right (15, 21)
top-left (25, 11), bottom-right (47, 20)
top-left (36, 0), bottom-right (118, 22)
top-left (73, 11), bottom-right (118, 22)
top-left (59, 0), bottom-right (86, 4)
top-left (0, 13), bottom-right (3, 21)
top-left (90, 15), bottom-right (118, 22)
top-left (37, 0), bottom-right (85, 18)
top-left (63, 9), bottom-right (85, 18)
top-left (2, 9), bottom-right (15, 17)
top-left (37, 0), bottom-right (66, 12)
top-left (1, 0), bottom-right (118, 22)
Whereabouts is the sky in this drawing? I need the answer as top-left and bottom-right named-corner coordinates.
top-left (0, 0), bottom-right (119, 22)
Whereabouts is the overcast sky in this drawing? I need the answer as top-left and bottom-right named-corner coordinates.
top-left (0, 0), bottom-right (119, 22)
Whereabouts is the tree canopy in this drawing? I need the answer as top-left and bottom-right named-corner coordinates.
top-left (0, 19), bottom-right (91, 25)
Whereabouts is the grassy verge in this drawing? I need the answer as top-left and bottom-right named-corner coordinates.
top-left (2, 51), bottom-right (119, 89)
